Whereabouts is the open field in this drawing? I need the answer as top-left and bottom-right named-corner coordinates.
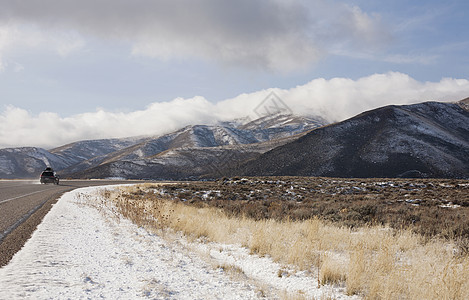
top-left (154, 177), bottom-right (469, 241)
top-left (104, 177), bottom-right (469, 299)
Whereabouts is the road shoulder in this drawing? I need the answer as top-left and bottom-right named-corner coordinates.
top-left (0, 193), bottom-right (62, 267)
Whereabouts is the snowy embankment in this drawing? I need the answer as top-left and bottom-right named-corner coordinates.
top-left (0, 186), bottom-right (356, 299)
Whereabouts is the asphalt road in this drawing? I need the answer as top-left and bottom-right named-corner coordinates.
top-left (0, 179), bottom-right (146, 267)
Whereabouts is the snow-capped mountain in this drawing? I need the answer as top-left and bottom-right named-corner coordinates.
top-left (2, 99), bottom-right (467, 180)
top-left (239, 114), bottom-right (325, 141)
top-left (0, 147), bottom-right (71, 178)
top-left (102, 114), bottom-right (325, 162)
top-left (0, 114), bottom-right (325, 179)
top-left (50, 137), bottom-right (147, 165)
top-left (68, 135), bottom-right (302, 180)
top-left (62, 114), bottom-right (325, 179)
top-left (235, 100), bottom-right (469, 179)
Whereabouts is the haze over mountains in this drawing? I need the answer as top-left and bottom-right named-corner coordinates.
top-left (0, 99), bottom-right (468, 180)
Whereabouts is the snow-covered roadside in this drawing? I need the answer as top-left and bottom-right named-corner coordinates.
top-left (0, 186), bottom-right (358, 299)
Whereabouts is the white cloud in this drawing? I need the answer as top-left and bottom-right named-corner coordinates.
top-left (281, 72), bottom-right (469, 121)
top-left (0, 23), bottom-right (85, 72)
top-left (1, 72), bottom-right (468, 149)
top-left (0, 97), bottom-right (216, 149)
top-left (218, 72), bottom-right (469, 122)
top-left (0, 0), bottom-right (390, 72)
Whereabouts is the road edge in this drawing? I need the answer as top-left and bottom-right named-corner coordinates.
top-left (0, 191), bottom-right (64, 267)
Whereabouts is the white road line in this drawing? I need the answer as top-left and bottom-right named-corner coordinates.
top-left (0, 190), bottom-right (50, 205)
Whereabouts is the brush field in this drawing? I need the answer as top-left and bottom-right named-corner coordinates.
top-left (156, 177), bottom-right (469, 240)
top-left (105, 177), bottom-right (469, 299)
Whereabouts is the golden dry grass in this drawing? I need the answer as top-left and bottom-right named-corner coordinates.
top-left (104, 184), bottom-right (469, 299)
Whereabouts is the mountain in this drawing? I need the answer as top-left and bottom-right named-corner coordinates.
top-left (63, 114), bottom-right (325, 179)
top-left (50, 137), bottom-right (146, 164)
top-left (101, 114), bottom-right (324, 161)
top-left (234, 100), bottom-right (469, 179)
top-left (238, 114), bottom-right (325, 140)
top-left (4, 99), bottom-right (466, 180)
top-left (68, 135), bottom-right (302, 180)
top-left (459, 97), bottom-right (469, 111)
top-left (0, 114), bottom-right (325, 179)
top-left (0, 147), bottom-right (69, 178)
top-left (0, 137), bottom-right (146, 179)
top-left (50, 137), bottom-right (149, 175)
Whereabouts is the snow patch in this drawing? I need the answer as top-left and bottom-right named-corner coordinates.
top-left (0, 186), bottom-right (357, 299)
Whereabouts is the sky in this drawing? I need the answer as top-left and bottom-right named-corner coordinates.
top-left (1, 0), bottom-right (469, 149)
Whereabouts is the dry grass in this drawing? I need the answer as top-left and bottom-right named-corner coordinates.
top-left (157, 177), bottom-right (469, 240)
top-left (320, 253), bottom-right (346, 286)
top-left (217, 263), bottom-right (246, 279)
top-left (104, 183), bottom-right (469, 299)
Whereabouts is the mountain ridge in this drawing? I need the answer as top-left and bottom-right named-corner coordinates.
top-left (1, 99), bottom-right (467, 180)
top-left (233, 101), bottom-right (469, 179)
top-left (0, 113), bottom-right (325, 179)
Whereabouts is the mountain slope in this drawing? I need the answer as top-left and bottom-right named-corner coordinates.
top-left (65, 114), bottom-right (325, 179)
top-left (239, 114), bottom-right (326, 141)
top-left (69, 134), bottom-right (302, 180)
top-left (101, 114), bottom-right (323, 162)
top-left (0, 147), bottom-right (70, 178)
top-left (235, 101), bottom-right (469, 178)
top-left (0, 137), bottom-right (147, 179)
top-left (60, 114), bottom-right (325, 177)
top-left (0, 113), bottom-right (326, 179)
top-left (50, 137), bottom-right (146, 165)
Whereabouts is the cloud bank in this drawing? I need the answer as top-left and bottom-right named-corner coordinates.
top-left (1, 72), bottom-right (468, 149)
top-left (0, 0), bottom-right (389, 72)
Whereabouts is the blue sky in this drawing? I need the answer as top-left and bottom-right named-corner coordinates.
top-left (1, 0), bottom-right (469, 148)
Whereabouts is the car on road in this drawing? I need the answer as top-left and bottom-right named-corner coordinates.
top-left (40, 167), bottom-right (60, 185)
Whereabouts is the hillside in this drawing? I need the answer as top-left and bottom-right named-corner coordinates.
top-left (0, 114), bottom-right (325, 179)
top-left (69, 135), bottom-right (303, 180)
top-left (50, 137), bottom-right (146, 165)
top-left (0, 138), bottom-right (147, 179)
top-left (0, 147), bottom-right (71, 179)
top-left (2, 99), bottom-right (467, 180)
top-left (65, 115), bottom-right (323, 180)
top-left (235, 101), bottom-right (469, 178)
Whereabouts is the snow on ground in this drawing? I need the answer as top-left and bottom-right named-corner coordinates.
top-left (0, 186), bottom-right (358, 299)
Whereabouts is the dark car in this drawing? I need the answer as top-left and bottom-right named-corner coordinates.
top-left (40, 167), bottom-right (60, 185)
